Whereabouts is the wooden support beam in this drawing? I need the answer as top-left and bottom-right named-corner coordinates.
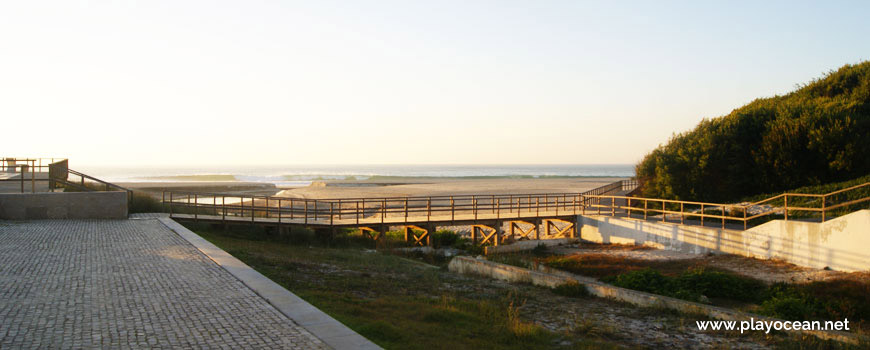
top-left (403, 225), bottom-right (430, 246)
top-left (543, 219), bottom-right (575, 238)
top-left (471, 224), bottom-right (500, 246)
top-left (359, 226), bottom-right (382, 241)
top-left (508, 221), bottom-right (537, 241)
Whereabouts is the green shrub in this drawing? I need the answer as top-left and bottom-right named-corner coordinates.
top-left (552, 282), bottom-right (591, 298)
top-left (608, 268), bottom-right (683, 298)
top-left (637, 61), bottom-right (870, 202)
top-left (531, 243), bottom-right (549, 256)
top-left (129, 191), bottom-right (164, 213)
top-left (431, 230), bottom-right (461, 248)
top-left (675, 268), bottom-right (765, 303)
top-left (606, 267), bottom-right (766, 304)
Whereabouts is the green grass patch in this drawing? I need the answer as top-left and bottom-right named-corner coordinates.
top-left (190, 225), bottom-right (622, 349)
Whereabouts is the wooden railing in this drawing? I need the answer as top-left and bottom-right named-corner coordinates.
top-left (0, 158), bottom-right (67, 193)
top-left (581, 182), bottom-right (870, 229)
top-left (163, 180), bottom-right (632, 226)
top-left (1, 157), bottom-right (131, 202)
top-left (55, 169), bottom-right (133, 201)
top-left (163, 179), bottom-right (870, 230)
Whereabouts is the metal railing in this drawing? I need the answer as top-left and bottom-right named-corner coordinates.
top-left (162, 180), bottom-right (633, 226)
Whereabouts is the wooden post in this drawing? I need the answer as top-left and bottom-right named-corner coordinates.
top-left (821, 196), bottom-right (826, 222)
top-left (265, 197), bottom-right (269, 218)
top-left (338, 199), bottom-right (342, 220)
top-left (680, 202), bottom-right (684, 225)
top-left (661, 201), bottom-right (665, 222)
top-left (251, 197), bottom-right (255, 224)
top-left (536, 197), bottom-right (540, 217)
top-left (382, 199), bottom-right (386, 224)
top-left (721, 206), bottom-right (725, 228)
top-left (627, 197), bottom-right (631, 218)
top-left (330, 202), bottom-right (334, 226)
top-left (496, 198), bottom-right (500, 219)
top-left (700, 204), bottom-right (704, 226)
top-left (304, 200), bottom-right (309, 225)
top-left (427, 197), bottom-right (431, 221)
top-left (356, 201), bottom-right (360, 225)
top-left (404, 198), bottom-right (408, 222)
top-left (555, 197), bottom-right (559, 216)
top-left (612, 197), bottom-right (616, 216)
top-left (643, 200), bottom-right (647, 220)
top-left (278, 198), bottom-right (282, 225)
top-left (784, 195), bottom-right (788, 221)
top-left (450, 196), bottom-right (455, 223)
top-left (573, 195), bottom-right (577, 215)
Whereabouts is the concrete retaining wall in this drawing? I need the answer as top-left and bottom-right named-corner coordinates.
top-left (448, 256), bottom-right (860, 344)
top-left (0, 191), bottom-right (128, 220)
top-left (578, 210), bottom-right (870, 272)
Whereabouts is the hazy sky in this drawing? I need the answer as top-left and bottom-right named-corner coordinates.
top-left (2, 1), bottom-right (868, 167)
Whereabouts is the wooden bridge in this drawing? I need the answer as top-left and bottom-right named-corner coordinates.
top-left (164, 180), bottom-right (633, 246)
top-left (163, 179), bottom-right (870, 247)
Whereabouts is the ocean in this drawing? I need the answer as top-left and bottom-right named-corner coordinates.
top-left (81, 164), bottom-right (635, 187)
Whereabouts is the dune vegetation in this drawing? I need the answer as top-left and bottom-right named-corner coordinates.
top-left (636, 61), bottom-right (870, 202)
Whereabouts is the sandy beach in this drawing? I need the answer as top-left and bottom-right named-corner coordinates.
top-left (122, 177), bottom-right (627, 199)
top-left (276, 177), bottom-right (627, 199)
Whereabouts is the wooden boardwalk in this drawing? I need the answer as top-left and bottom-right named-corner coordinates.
top-left (164, 179), bottom-right (870, 247)
top-left (166, 180), bottom-right (632, 246)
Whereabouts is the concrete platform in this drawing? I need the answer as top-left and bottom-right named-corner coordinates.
top-left (0, 218), bottom-right (377, 349)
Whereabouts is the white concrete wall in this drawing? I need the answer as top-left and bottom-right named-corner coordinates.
top-left (578, 210), bottom-right (870, 272)
top-left (0, 191), bottom-right (128, 220)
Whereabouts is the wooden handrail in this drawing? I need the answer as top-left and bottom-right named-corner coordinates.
top-left (161, 179), bottom-right (870, 230)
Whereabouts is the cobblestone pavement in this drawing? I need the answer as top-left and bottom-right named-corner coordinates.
top-left (0, 219), bottom-right (329, 349)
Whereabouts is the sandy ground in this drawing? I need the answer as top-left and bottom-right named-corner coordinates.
top-left (120, 182), bottom-right (281, 196)
top-left (276, 177), bottom-right (626, 199)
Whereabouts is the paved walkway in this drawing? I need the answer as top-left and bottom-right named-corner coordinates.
top-left (0, 219), bottom-right (330, 349)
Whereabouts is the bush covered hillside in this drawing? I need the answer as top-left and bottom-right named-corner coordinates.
top-left (636, 61), bottom-right (870, 202)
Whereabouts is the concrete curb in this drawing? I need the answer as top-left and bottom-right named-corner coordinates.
top-left (158, 218), bottom-right (382, 350)
top-left (448, 256), bottom-right (863, 345)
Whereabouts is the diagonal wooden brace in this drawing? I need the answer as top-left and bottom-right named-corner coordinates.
top-left (359, 226), bottom-right (382, 241)
top-left (403, 225), bottom-right (430, 246)
top-left (471, 224), bottom-right (500, 246)
top-left (544, 219), bottom-right (575, 238)
top-left (508, 221), bottom-right (537, 241)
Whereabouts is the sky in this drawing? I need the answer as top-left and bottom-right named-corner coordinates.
top-left (1, 1), bottom-right (868, 167)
